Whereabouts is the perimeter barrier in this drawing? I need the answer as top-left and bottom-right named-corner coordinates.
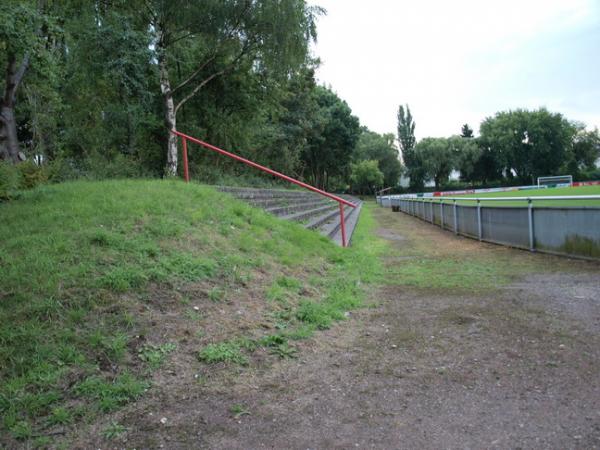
top-left (377, 195), bottom-right (600, 260)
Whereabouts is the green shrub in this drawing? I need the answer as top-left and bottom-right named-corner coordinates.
top-left (0, 161), bottom-right (20, 200)
top-left (83, 153), bottom-right (150, 180)
top-left (17, 161), bottom-right (48, 189)
top-left (47, 157), bottom-right (84, 182)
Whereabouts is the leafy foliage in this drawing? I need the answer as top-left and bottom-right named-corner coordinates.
top-left (402, 108), bottom-right (598, 191)
top-left (353, 129), bottom-right (402, 188)
top-left (397, 104), bottom-right (421, 189)
top-left (350, 160), bottom-right (384, 194)
top-left (479, 108), bottom-right (575, 183)
top-left (414, 137), bottom-right (454, 189)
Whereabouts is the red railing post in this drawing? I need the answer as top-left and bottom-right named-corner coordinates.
top-left (182, 137), bottom-right (190, 183)
top-left (339, 202), bottom-right (347, 247)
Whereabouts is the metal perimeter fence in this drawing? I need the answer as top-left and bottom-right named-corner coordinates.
top-left (377, 195), bottom-right (600, 261)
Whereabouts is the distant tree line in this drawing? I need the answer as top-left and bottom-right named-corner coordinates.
top-left (397, 105), bottom-right (600, 191)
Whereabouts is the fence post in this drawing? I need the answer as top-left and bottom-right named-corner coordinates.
top-left (528, 198), bottom-right (535, 252)
top-left (430, 200), bottom-right (434, 224)
top-left (453, 200), bottom-right (458, 235)
top-left (182, 137), bottom-right (190, 183)
top-left (477, 199), bottom-right (482, 241)
top-left (440, 200), bottom-right (444, 230)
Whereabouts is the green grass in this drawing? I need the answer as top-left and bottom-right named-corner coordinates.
top-left (373, 203), bottom-right (555, 292)
top-left (198, 341), bottom-right (248, 365)
top-left (138, 343), bottom-right (177, 369)
top-left (196, 203), bottom-right (386, 362)
top-left (433, 184), bottom-right (600, 207)
top-left (102, 421), bottom-right (127, 440)
top-left (0, 179), bottom-right (387, 446)
top-left (387, 254), bottom-right (541, 292)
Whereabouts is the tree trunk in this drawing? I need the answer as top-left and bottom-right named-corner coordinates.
top-left (0, 106), bottom-right (20, 162)
top-left (159, 55), bottom-right (178, 176)
top-left (1, 53), bottom-right (30, 163)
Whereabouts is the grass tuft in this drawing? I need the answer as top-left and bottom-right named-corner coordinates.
top-left (198, 342), bottom-right (248, 365)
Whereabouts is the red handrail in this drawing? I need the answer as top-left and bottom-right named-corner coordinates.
top-left (171, 129), bottom-right (357, 246)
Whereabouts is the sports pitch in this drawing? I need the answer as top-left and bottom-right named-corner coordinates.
top-left (441, 185), bottom-right (600, 207)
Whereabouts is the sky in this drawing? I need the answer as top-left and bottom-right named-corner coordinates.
top-left (309, 0), bottom-right (600, 139)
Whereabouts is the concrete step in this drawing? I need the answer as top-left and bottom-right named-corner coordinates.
top-left (266, 199), bottom-right (334, 217)
top-left (217, 186), bottom-right (317, 200)
top-left (280, 203), bottom-right (338, 223)
top-left (318, 204), bottom-right (356, 238)
top-left (328, 201), bottom-right (363, 246)
top-left (217, 185), bottom-right (363, 246)
top-left (305, 205), bottom-right (343, 230)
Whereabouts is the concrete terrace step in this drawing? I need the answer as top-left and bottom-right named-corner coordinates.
top-left (216, 186), bottom-right (363, 246)
top-left (304, 204), bottom-right (343, 230)
top-left (329, 201), bottom-right (363, 246)
top-left (265, 199), bottom-right (334, 217)
top-left (318, 204), bottom-right (356, 237)
top-left (280, 203), bottom-right (338, 223)
top-left (217, 186), bottom-right (318, 200)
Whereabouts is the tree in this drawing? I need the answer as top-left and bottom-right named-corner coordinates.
top-left (0, 2), bottom-right (44, 163)
top-left (564, 126), bottom-right (600, 177)
top-left (300, 86), bottom-right (360, 190)
top-left (350, 159), bottom-right (383, 194)
top-left (58, 4), bottom-right (158, 165)
top-left (397, 104), bottom-right (416, 156)
top-left (461, 123), bottom-right (474, 138)
top-left (397, 104), bottom-right (424, 189)
top-left (353, 128), bottom-right (402, 187)
top-left (479, 108), bottom-right (575, 183)
top-left (450, 135), bottom-right (481, 183)
top-left (414, 137), bottom-right (454, 189)
top-left (251, 68), bottom-right (318, 177)
top-left (144, 0), bottom-right (321, 175)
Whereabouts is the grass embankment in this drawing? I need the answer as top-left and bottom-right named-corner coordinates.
top-left (449, 185), bottom-right (600, 207)
top-left (0, 180), bottom-right (384, 448)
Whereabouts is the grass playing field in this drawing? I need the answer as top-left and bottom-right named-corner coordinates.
top-left (443, 184), bottom-right (600, 207)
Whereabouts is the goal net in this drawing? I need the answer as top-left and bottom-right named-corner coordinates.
top-left (537, 175), bottom-right (573, 187)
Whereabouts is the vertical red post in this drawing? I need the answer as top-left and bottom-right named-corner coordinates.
top-left (339, 202), bottom-right (347, 247)
top-left (182, 137), bottom-right (190, 183)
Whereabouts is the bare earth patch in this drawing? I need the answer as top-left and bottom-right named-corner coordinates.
top-left (74, 205), bottom-right (600, 449)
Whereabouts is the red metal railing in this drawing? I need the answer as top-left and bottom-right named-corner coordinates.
top-left (171, 130), bottom-right (357, 247)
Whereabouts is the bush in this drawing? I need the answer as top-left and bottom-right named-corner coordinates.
top-left (350, 160), bottom-right (384, 195)
top-left (48, 157), bottom-right (85, 183)
top-left (190, 163), bottom-right (298, 189)
top-left (0, 161), bottom-right (20, 200)
top-left (579, 168), bottom-right (600, 181)
top-left (17, 161), bottom-right (48, 189)
top-left (83, 152), bottom-right (150, 180)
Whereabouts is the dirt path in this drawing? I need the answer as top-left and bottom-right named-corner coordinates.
top-left (83, 206), bottom-right (600, 449)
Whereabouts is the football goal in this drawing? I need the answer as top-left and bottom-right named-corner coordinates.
top-left (537, 175), bottom-right (573, 187)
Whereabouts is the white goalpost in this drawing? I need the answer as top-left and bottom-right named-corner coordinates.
top-left (537, 175), bottom-right (573, 187)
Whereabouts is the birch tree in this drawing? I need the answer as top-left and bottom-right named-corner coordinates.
top-left (144, 0), bottom-right (320, 176)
